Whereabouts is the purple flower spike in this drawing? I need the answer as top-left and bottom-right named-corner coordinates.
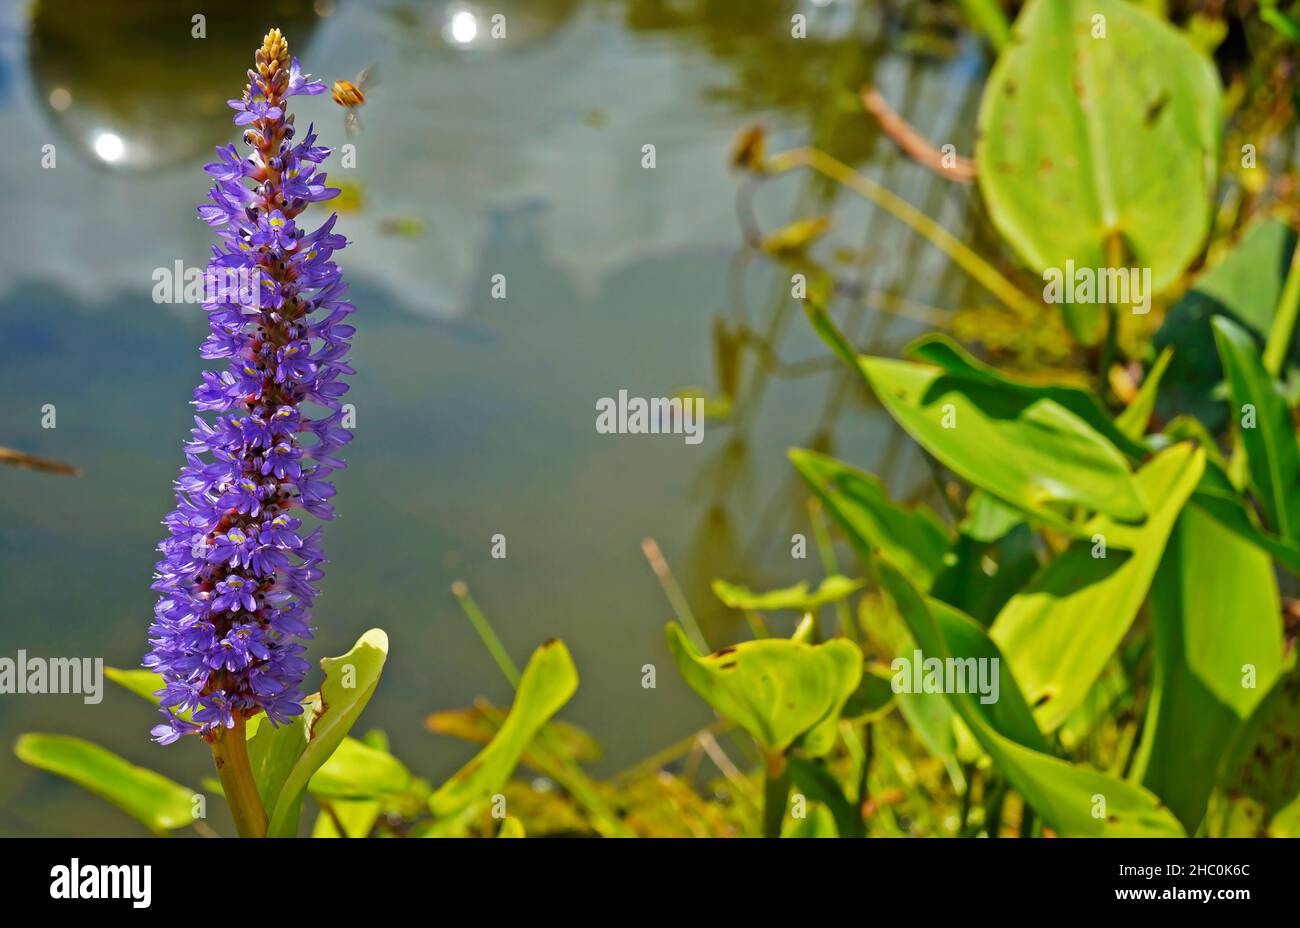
top-left (145, 29), bottom-right (353, 743)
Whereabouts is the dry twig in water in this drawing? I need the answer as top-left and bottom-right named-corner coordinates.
top-left (0, 446), bottom-right (80, 476)
top-left (861, 86), bottom-right (977, 184)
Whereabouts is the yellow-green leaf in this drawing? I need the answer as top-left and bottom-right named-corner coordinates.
top-left (311, 799), bottom-right (381, 838)
top-left (1130, 504), bottom-right (1282, 832)
top-left (874, 562), bottom-right (1183, 836)
top-left (666, 623), bottom-right (861, 757)
top-left (712, 575), bottom-right (864, 613)
top-left (761, 216), bottom-right (831, 256)
top-left (429, 639), bottom-right (578, 819)
top-left (907, 334), bottom-right (1148, 459)
top-left (789, 449), bottom-right (950, 589)
top-left (1116, 347), bottom-right (1174, 441)
top-left (253, 628), bottom-right (390, 837)
top-left (805, 302), bottom-right (1145, 525)
top-left (863, 356), bottom-right (1146, 522)
top-left (15, 733), bottom-right (196, 834)
top-left (425, 702), bottom-right (602, 765)
top-left (308, 736), bottom-right (412, 799)
top-left (1212, 315), bottom-right (1300, 542)
top-left (990, 444), bottom-right (1204, 731)
top-left (977, 0), bottom-right (1221, 342)
top-left (497, 816), bottom-right (526, 838)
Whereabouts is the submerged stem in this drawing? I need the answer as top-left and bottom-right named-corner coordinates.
top-left (641, 537), bottom-right (709, 652)
top-left (808, 497), bottom-right (856, 643)
top-left (210, 716), bottom-right (267, 838)
top-left (764, 147), bottom-right (1041, 321)
top-left (451, 581), bottom-right (521, 688)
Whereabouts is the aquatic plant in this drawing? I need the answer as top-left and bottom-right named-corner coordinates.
top-left (672, 0), bottom-right (1299, 837)
top-left (14, 2), bottom-right (1300, 841)
top-left (12, 32), bottom-right (591, 840)
top-left (133, 29), bottom-right (356, 835)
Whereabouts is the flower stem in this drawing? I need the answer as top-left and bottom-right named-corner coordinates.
top-left (210, 716), bottom-right (267, 838)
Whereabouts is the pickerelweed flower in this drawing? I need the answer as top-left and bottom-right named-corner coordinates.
top-left (145, 29), bottom-right (352, 745)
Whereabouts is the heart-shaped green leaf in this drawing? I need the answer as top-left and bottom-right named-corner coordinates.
top-left (428, 638), bottom-right (578, 819)
top-left (15, 733), bottom-right (196, 835)
top-left (977, 0), bottom-right (1221, 341)
top-left (990, 444), bottom-right (1204, 731)
top-left (666, 623), bottom-right (861, 758)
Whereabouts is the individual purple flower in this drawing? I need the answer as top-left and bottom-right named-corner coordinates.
top-left (229, 96), bottom-right (283, 125)
top-left (250, 209), bottom-right (299, 250)
top-left (204, 144), bottom-right (250, 183)
top-left (285, 57), bottom-right (328, 97)
top-left (261, 513), bottom-right (303, 549)
top-left (261, 442), bottom-right (303, 480)
top-left (208, 526), bottom-right (255, 568)
top-left (145, 29), bottom-right (353, 744)
top-left (274, 341), bottom-right (316, 383)
top-left (212, 576), bottom-right (258, 613)
top-left (219, 477), bottom-right (264, 516)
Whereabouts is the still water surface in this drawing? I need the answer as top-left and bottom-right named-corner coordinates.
top-left (0, 0), bottom-right (987, 834)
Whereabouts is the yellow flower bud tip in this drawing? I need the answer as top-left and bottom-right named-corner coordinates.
top-left (259, 27), bottom-right (290, 74)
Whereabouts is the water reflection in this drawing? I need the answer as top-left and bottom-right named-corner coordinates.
top-left (379, 0), bottom-right (580, 54)
top-left (0, 0), bottom-right (993, 835)
top-left (444, 7), bottom-right (482, 46)
top-left (27, 0), bottom-right (320, 170)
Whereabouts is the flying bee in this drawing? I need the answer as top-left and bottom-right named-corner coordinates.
top-left (331, 65), bottom-right (377, 137)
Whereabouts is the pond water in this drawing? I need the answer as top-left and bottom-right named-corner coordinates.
top-left (0, 0), bottom-right (990, 835)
